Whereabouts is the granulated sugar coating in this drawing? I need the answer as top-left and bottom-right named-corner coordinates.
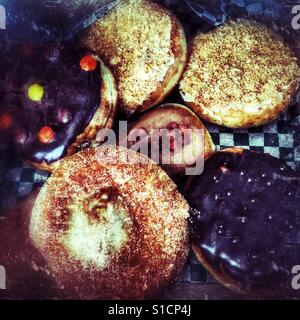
top-left (30, 146), bottom-right (189, 299)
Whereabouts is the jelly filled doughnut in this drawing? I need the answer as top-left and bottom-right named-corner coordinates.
top-left (180, 20), bottom-right (299, 128)
top-left (29, 146), bottom-right (189, 299)
top-left (186, 148), bottom-right (300, 297)
top-left (0, 42), bottom-right (117, 171)
top-left (81, 0), bottom-right (187, 117)
top-left (122, 103), bottom-right (215, 179)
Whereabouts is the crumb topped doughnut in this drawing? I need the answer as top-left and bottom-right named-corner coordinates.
top-left (180, 20), bottom-right (299, 128)
top-left (81, 0), bottom-right (187, 117)
top-left (186, 148), bottom-right (300, 297)
top-left (0, 42), bottom-right (117, 172)
top-left (29, 146), bottom-right (189, 299)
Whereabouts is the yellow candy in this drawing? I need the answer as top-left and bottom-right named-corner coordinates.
top-left (28, 83), bottom-right (45, 102)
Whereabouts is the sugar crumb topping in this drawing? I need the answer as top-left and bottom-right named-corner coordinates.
top-left (180, 20), bottom-right (299, 125)
top-left (81, 0), bottom-right (176, 111)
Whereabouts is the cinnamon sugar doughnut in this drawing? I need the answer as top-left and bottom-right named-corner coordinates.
top-left (81, 0), bottom-right (187, 117)
top-left (180, 20), bottom-right (299, 128)
top-left (29, 146), bottom-right (189, 299)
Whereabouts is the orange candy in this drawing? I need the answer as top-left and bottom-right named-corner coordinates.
top-left (80, 55), bottom-right (97, 72)
top-left (38, 126), bottom-right (55, 144)
top-left (0, 113), bottom-right (13, 129)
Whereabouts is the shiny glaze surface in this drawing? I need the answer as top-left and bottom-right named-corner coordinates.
top-left (0, 42), bottom-right (101, 164)
top-left (187, 150), bottom-right (300, 295)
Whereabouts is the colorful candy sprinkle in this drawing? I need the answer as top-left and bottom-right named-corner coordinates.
top-left (56, 107), bottom-right (72, 124)
top-left (0, 113), bottom-right (12, 129)
top-left (28, 83), bottom-right (45, 102)
top-left (80, 55), bottom-right (97, 72)
top-left (38, 126), bottom-right (55, 144)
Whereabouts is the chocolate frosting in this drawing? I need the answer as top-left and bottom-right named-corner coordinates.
top-left (0, 42), bottom-right (101, 164)
top-left (187, 150), bottom-right (300, 296)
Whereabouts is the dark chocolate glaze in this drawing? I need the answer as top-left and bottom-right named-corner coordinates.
top-left (186, 150), bottom-right (300, 296)
top-left (0, 42), bottom-right (101, 164)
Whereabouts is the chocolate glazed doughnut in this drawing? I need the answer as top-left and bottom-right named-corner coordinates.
top-left (29, 146), bottom-right (189, 299)
top-left (0, 42), bottom-right (117, 172)
top-left (186, 148), bottom-right (300, 298)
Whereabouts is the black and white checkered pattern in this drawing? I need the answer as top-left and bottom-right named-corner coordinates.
top-left (0, 156), bottom-right (48, 213)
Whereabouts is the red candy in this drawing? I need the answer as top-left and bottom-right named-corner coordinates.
top-left (80, 55), bottom-right (97, 72)
top-left (0, 113), bottom-right (12, 129)
top-left (38, 126), bottom-right (55, 144)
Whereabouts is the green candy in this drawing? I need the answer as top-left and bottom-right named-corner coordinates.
top-left (28, 83), bottom-right (45, 102)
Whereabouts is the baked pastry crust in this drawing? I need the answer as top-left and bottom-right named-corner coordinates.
top-left (81, 0), bottom-right (187, 117)
top-left (28, 58), bottom-right (118, 172)
top-left (29, 146), bottom-right (189, 299)
top-left (126, 103), bottom-right (215, 178)
top-left (180, 20), bottom-right (300, 128)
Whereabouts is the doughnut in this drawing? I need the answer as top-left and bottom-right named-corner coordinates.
top-left (29, 146), bottom-right (189, 299)
top-left (0, 42), bottom-right (117, 171)
top-left (180, 20), bottom-right (299, 128)
top-left (80, 0), bottom-right (187, 117)
top-left (186, 148), bottom-right (300, 297)
top-left (122, 103), bottom-right (215, 179)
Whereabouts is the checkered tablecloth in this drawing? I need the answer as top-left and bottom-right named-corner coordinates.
top-left (1, 0), bottom-right (300, 286)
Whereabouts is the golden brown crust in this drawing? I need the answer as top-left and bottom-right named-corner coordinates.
top-left (134, 103), bottom-right (215, 159)
top-left (28, 58), bottom-right (118, 172)
top-left (127, 103), bottom-right (215, 178)
top-left (30, 146), bottom-right (190, 299)
top-left (220, 147), bottom-right (245, 154)
top-left (80, 0), bottom-right (187, 117)
top-left (180, 20), bottom-right (300, 128)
